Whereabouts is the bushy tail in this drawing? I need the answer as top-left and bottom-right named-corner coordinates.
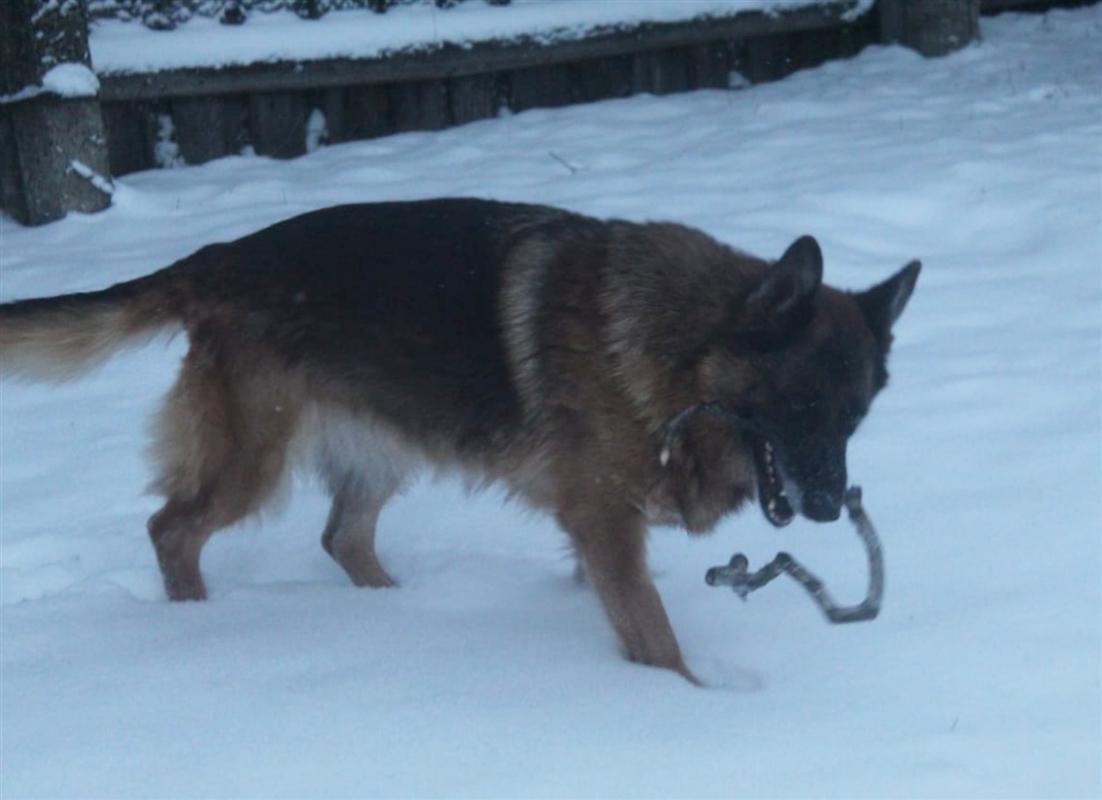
top-left (0, 273), bottom-right (181, 382)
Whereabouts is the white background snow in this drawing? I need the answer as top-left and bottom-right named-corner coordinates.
top-left (2, 6), bottom-right (1100, 798)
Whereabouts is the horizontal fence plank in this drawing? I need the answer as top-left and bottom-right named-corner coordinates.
top-left (98, 1), bottom-right (868, 100)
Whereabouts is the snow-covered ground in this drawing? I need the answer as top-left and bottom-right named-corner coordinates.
top-left (89, 0), bottom-right (870, 74)
top-left (3, 6), bottom-right (1100, 798)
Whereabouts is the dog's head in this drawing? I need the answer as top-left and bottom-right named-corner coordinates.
top-left (703, 236), bottom-right (920, 527)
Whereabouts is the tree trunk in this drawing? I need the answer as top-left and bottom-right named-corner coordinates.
top-left (0, 0), bottom-right (112, 225)
top-left (880, 0), bottom-right (981, 57)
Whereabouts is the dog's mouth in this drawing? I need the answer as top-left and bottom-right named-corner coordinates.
top-left (751, 434), bottom-right (795, 528)
top-left (657, 402), bottom-right (797, 528)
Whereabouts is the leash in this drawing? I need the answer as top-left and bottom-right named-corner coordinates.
top-left (658, 401), bottom-right (753, 466)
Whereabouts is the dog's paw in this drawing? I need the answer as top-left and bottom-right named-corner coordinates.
top-left (690, 656), bottom-right (766, 692)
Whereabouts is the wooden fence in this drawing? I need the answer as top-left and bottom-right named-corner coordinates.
top-left (0, 0), bottom-right (1073, 225)
top-left (99, 4), bottom-right (879, 177)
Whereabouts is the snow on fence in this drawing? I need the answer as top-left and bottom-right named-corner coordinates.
top-left (88, 0), bottom-right (512, 30)
top-left (3, 0), bottom-right (1054, 225)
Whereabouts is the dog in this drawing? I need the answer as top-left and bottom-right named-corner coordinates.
top-left (0, 198), bottom-right (919, 682)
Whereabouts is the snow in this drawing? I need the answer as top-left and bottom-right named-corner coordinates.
top-left (0, 63), bottom-right (100, 105)
top-left (305, 108), bottom-right (328, 154)
top-left (2, 6), bottom-right (1101, 798)
top-left (154, 114), bottom-right (184, 168)
top-left (41, 62), bottom-right (101, 98)
top-left (88, 0), bottom-right (872, 74)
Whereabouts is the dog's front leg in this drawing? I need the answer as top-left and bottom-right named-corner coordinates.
top-left (558, 500), bottom-right (699, 685)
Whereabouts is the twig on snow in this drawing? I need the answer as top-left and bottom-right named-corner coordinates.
top-left (706, 486), bottom-right (884, 624)
top-left (548, 150), bottom-right (582, 175)
top-left (69, 160), bottom-right (115, 196)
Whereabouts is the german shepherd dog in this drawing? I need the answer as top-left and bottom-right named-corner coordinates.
top-left (0, 199), bottom-right (919, 682)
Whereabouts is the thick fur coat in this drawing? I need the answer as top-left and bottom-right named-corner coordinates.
top-left (0, 199), bottom-right (919, 682)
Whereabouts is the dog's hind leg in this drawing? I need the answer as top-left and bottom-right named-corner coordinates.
top-left (147, 496), bottom-right (216, 601)
top-left (319, 474), bottom-right (399, 588)
top-left (146, 335), bottom-right (301, 601)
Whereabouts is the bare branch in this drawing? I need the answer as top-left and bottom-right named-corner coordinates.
top-left (706, 486), bottom-right (884, 624)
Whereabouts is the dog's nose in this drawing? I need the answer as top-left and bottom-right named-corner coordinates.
top-left (802, 491), bottom-right (842, 522)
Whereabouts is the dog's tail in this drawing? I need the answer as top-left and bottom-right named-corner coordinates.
top-left (0, 267), bottom-right (185, 382)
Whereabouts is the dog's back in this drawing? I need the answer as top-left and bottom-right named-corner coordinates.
top-left (176, 199), bottom-right (543, 444)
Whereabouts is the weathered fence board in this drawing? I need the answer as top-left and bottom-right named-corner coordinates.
top-left (448, 73), bottom-right (503, 126)
top-left (509, 62), bottom-right (576, 111)
top-left (170, 95), bottom-right (247, 163)
top-left (339, 84), bottom-right (395, 142)
top-left (570, 54), bottom-right (635, 104)
top-left (248, 91), bottom-right (308, 158)
top-left (634, 47), bottom-right (693, 97)
top-left (689, 43), bottom-right (736, 90)
top-left (391, 79), bottom-right (451, 132)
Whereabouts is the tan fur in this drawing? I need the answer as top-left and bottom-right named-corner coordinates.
top-left (499, 234), bottom-right (554, 416)
top-left (145, 334), bottom-right (305, 598)
top-left (0, 300), bottom-right (174, 381)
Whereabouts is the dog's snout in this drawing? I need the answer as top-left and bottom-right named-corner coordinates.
top-left (802, 491), bottom-right (842, 522)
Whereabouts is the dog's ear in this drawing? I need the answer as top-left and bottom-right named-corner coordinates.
top-left (742, 235), bottom-right (823, 343)
top-left (855, 260), bottom-right (921, 348)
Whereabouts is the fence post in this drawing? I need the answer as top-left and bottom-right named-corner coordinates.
top-left (0, 0), bottom-right (112, 225)
top-left (879, 0), bottom-right (980, 57)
